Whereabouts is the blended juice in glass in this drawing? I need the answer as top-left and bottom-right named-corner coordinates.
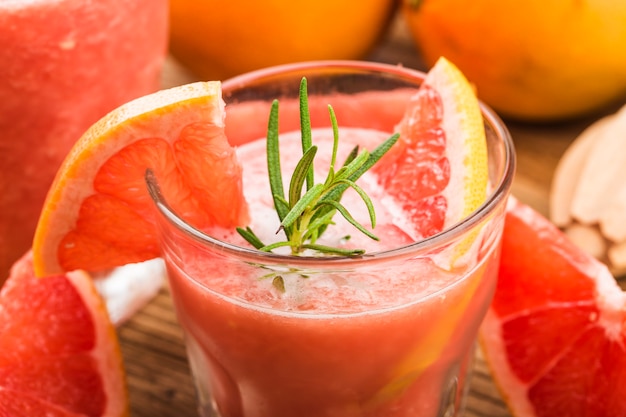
top-left (0, 0), bottom-right (168, 280)
top-left (148, 62), bottom-right (515, 417)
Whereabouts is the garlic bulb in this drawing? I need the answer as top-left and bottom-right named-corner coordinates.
top-left (550, 104), bottom-right (626, 277)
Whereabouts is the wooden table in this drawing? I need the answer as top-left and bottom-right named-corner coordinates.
top-left (119, 15), bottom-right (604, 417)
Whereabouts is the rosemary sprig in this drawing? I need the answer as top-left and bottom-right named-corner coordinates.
top-left (237, 77), bottom-right (399, 256)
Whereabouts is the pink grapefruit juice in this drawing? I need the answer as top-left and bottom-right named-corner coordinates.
top-left (0, 0), bottom-right (168, 280)
top-left (150, 62), bottom-right (515, 417)
top-left (161, 128), bottom-right (503, 417)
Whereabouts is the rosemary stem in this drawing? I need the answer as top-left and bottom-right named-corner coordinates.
top-left (236, 77), bottom-right (398, 257)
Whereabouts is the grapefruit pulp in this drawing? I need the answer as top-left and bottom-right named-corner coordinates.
top-left (481, 198), bottom-right (626, 417)
top-left (0, 252), bottom-right (127, 417)
top-left (374, 57), bottom-right (488, 240)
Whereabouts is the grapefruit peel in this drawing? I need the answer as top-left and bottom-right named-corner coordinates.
top-left (426, 58), bottom-right (488, 268)
top-left (424, 58), bottom-right (488, 232)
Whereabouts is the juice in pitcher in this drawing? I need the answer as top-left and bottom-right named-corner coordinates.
top-left (0, 0), bottom-right (168, 280)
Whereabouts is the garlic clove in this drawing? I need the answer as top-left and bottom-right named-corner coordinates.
top-left (571, 106), bottom-right (626, 225)
top-left (563, 223), bottom-right (607, 260)
top-left (599, 185), bottom-right (626, 243)
top-left (608, 241), bottom-right (626, 277)
top-left (549, 114), bottom-right (613, 227)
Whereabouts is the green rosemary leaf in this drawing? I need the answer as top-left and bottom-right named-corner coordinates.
top-left (311, 149), bottom-right (369, 231)
top-left (334, 178), bottom-right (377, 228)
top-left (318, 200), bottom-right (379, 241)
top-left (273, 195), bottom-right (293, 237)
top-left (281, 183), bottom-right (325, 230)
top-left (289, 145), bottom-right (318, 208)
top-left (272, 276), bottom-right (286, 292)
top-left (347, 133), bottom-right (400, 182)
top-left (319, 133), bottom-right (400, 206)
top-left (334, 149), bottom-right (370, 181)
top-left (273, 194), bottom-right (290, 214)
top-left (267, 99), bottom-right (288, 223)
top-left (299, 78), bottom-right (315, 190)
top-left (303, 209), bottom-right (337, 242)
top-left (260, 240), bottom-right (296, 252)
top-left (320, 105), bottom-right (341, 190)
top-left (236, 226), bottom-right (266, 249)
top-left (328, 105), bottom-right (340, 171)
top-left (323, 166), bottom-right (336, 188)
top-left (342, 145), bottom-right (359, 168)
top-left (316, 143), bottom-right (358, 213)
top-left (301, 243), bottom-right (365, 256)
top-left (260, 271), bottom-right (279, 280)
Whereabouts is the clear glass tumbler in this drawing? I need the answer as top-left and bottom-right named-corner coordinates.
top-left (147, 61), bottom-right (516, 417)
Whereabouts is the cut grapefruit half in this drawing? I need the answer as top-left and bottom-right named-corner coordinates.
top-left (374, 57), bottom-right (488, 241)
top-left (480, 197), bottom-right (626, 417)
top-left (0, 251), bottom-right (127, 417)
top-left (33, 82), bottom-right (249, 277)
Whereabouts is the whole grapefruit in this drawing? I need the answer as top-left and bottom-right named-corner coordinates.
top-left (168, 0), bottom-right (398, 80)
top-left (402, 0), bottom-right (626, 122)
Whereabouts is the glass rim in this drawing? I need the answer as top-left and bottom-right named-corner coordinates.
top-left (146, 60), bottom-right (516, 268)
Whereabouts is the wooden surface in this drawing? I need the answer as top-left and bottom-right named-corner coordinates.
top-left (118, 16), bottom-right (605, 417)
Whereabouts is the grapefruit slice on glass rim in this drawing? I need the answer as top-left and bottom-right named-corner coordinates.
top-left (32, 81), bottom-right (249, 277)
top-left (374, 56), bottom-right (488, 242)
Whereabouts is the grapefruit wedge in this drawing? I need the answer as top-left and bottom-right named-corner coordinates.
top-left (374, 57), bottom-right (488, 240)
top-left (33, 82), bottom-right (249, 277)
top-left (481, 198), bottom-right (626, 417)
top-left (0, 252), bottom-right (127, 417)
top-left (364, 58), bottom-right (491, 406)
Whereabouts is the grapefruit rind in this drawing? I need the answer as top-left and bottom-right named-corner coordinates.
top-left (32, 82), bottom-right (226, 277)
top-left (66, 268), bottom-right (129, 417)
top-left (423, 58), bottom-right (488, 268)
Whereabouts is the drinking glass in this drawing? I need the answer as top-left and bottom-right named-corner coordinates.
top-left (147, 61), bottom-right (516, 417)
